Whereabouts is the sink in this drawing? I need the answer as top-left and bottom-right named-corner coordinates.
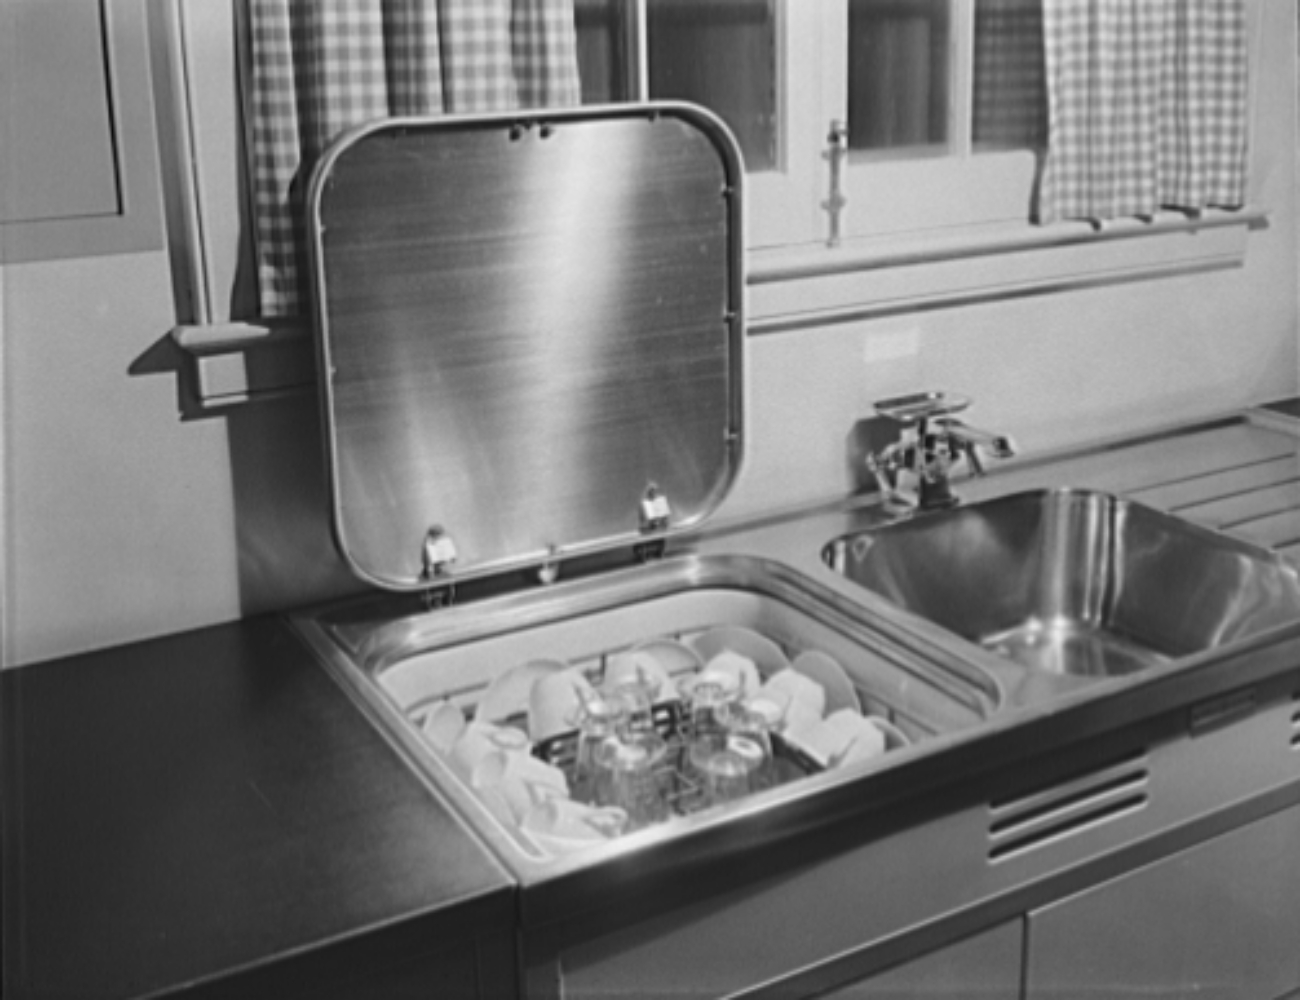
top-left (824, 489), bottom-right (1300, 677)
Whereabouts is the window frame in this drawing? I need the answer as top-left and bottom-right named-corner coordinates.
top-left (168, 0), bottom-right (1270, 409)
top-left (623, 0), bottom-right (1052, 246)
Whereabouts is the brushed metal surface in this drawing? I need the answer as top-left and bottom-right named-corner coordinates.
top-left (825, 489), bottom-right (1300, 676)
top-left (2, 617), bottom-right (514, 1000)
top-left (307, 106), bottom-right (743, 590)
top-left (1025, 805), bottom-right (1300, 999)
top-left (293, 552), bottom-right (998, 886)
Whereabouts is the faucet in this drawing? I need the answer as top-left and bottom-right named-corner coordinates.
top-left (865, 393), bottom-right (1015, 512)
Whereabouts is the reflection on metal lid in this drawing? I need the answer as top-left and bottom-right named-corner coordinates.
top-left (306, 105), bottom-right (745, 591)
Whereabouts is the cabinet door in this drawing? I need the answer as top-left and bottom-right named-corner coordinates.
top-left (818, 921), bottom-right (1023, 1000)
top-left (1026, 805), bottom-right (1300, 1000)
top-left (0, 0), bottom-right (162, 262)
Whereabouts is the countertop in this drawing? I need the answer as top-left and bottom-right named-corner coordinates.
top-left (8, 403), bottom-right (1300, 999)
top-left (2, 615), bottom-right (514, 1000)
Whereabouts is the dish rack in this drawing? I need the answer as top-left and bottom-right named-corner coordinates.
top-left (529, 698), bottom-right (823, 818)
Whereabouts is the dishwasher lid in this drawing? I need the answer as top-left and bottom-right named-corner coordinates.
top-left (304, 104), bottom-right (745, 592)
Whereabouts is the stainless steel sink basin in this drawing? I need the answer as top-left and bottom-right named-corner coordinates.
top-left (824, 489), bottom-right (1300, 677)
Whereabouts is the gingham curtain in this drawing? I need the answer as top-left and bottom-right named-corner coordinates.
top-left (1037, 0), bottom-right (1249, 225)
top-left (249, 0), bottom-right (581, 316)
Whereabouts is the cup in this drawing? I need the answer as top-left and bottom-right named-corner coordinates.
top-left (680, 677), bottom-right (734, 779)
top-left (762, 669), bottom-right (826, 738)
top-left (746, 688), bottom-right (791, 731)
top-left (596, 732), bottom-right (670, 829)
top-left (528, 668), bottom-right (596, 742)
top-left (417, 699), bottom-right (467, 756)
top-left (449, 720), bottom-right (531, 781)
top-left (605, 675), bottom-right (658, 736)
top-left (718, 702), bottom-right (777, 791)
top-left (604, 648), bottom-right (673, 702)
top-left (787, 709), bottom-right (884, 769)
top-left (700, 650), bottom-right (761, 700)
top-left (470, 748), bottom-right (569, 824)
top-left (571, 693), bottom-right (629, 804)
top-left (699, 748), bottom-right (757, 807)
top-left (520, 797), bottom-right (628, 856)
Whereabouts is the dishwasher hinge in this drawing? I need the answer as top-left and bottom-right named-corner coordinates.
top-left (634, 538), bottom-right (668, 564)
top-left (420, 582), bottom-right (457, 611)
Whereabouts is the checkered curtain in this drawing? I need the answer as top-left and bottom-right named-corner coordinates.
top-left (249, 0), bottom-right (581, 316)
top-left (1037, 0), bottom-right (1248, 225)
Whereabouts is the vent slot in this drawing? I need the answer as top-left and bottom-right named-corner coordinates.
top-left (1291, 690), bottom-right (1300, 749)
top-left (988, 752), bottom-right (1150, 862)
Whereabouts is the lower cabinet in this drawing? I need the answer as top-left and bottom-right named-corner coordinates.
top-left (820, 804), bottom-right (1300, 1000)
top-left (1024, 804), bottom-right (1300, 1000)
top-left (818, 921), bottom-right (1024, 999)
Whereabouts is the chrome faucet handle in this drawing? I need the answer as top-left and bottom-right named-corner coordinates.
top-left (866, 393), bottom-right (1014, 512)
top-left (865, 442), bottom-right (917, 512)
top-left (917, 430), bottom-right (957, 482)
top-left (932, 417), bottom-right (1016, 477)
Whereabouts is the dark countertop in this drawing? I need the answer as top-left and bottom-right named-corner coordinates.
top-left (8, 405), bottom-right (1300, 1000)
top-left (2, 615), bottom-right (514, 1000)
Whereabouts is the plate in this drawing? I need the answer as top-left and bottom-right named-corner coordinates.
top-left (689, 626), bottom-right (792, 679)
top-left (791, 650), bottom-right (861, 715)
top-left (626, 638), bottom-right (703, 680)
top-left (476, 658), bottom-right (566, 724)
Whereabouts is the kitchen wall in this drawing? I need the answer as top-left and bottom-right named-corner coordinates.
top-left (3, 3), bottom-right (1298, 668)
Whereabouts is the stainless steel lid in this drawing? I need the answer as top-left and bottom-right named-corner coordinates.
top-left (306, 105), bottom-right (744, 591)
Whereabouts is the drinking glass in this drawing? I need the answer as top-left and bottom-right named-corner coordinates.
top-left (699, 748), bottom-right (757, 807)
top-left (599, 732), bottom-right (670, 829)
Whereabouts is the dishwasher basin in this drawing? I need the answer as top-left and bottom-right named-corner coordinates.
top-left (823, 488), bottom-right (1300, 677)
top-left (293, 554), bottom-right (998, 879)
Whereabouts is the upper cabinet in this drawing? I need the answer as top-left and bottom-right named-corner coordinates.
top-left (1, 0), bottom-right (163, 263)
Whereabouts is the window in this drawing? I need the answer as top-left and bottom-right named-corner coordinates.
top-left (847, 0), bottom-right (1047, 156)
top-left (573, 0), bottom-right (1050, 247)
top-left (168, 0), bottom-right (1264, 401)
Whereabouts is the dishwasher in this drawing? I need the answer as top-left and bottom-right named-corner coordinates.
top-left (288, 104), bottom-right (1002, 997)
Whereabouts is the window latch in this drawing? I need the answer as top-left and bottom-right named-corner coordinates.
top-left (823, 119), bottom-right (850, 247)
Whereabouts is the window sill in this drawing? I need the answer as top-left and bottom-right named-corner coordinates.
top-left (747, 207), bottom-right (1268, 334)
top-left (172, 207), bottom-right (1268, 408)
top-left (171, 317), bottom-right (315, 410)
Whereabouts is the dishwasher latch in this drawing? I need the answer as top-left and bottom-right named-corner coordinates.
top-left (419, 525), bottom-right (460, 608)
top-left (635, 484), bottom-right (672, 563)
top-left (421, 525), bottom-right (459, 579)
top-left (639, 484), bottom-right (672, 533)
